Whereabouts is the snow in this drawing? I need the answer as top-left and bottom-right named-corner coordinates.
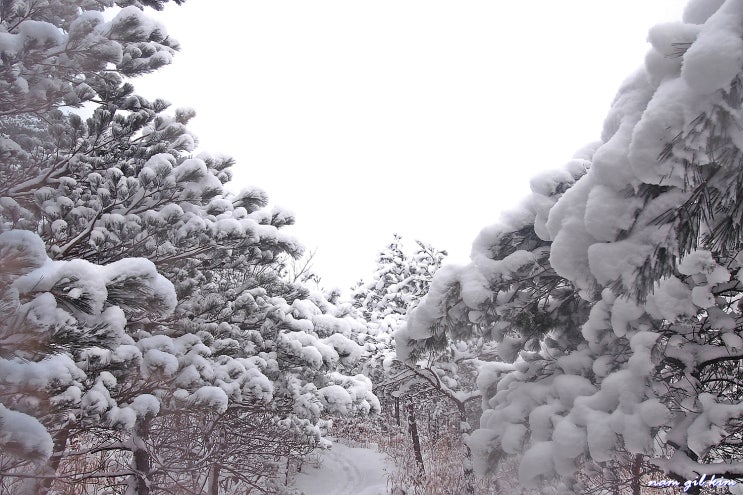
top-left (647, 22), bottom-right (701, 57)
top-left (590, 240), bottom-right (653, 288)
top-left (189, 386), bottom-right (229, 413)
top-left (722, 332), bottom-right (743, 350)
top-left (678, 249), bottom-right (717, 275)
top-left (128, 394), bottom-right (161, 418)
top-left (681, 0), bottom-right (743, 94)
top-left (500, 423), bottom-right (528, 454)
top-left (638, 398), bottom-right (671, 428)
top-left (552, 420), bottom-right (586, 459)
top-left (110, 6), bottom-right (166, 42)
top-left (553, 375), bottom-right (597, 407)
top-left (141, 348), bottom-right (179, 377)
top-left (137, 335), bottom-right (176, 354)
top-left (10, 0), bottom-right (743, 489)
top-left (68, 10), bottom-right (105, 39)
top-left (645, 276), bottom-right (697, 321)
top-left (17, 20), bottom-right (64, 47)
top-left (0, 230), bottom-right (50, 273)
top-left (458, 264), bottom-right (491, 307)
top-left (291, 440), bottom-right (392, 495)
top-left (627, 331), bottom-right (660, 376)
top-left (318, 385), bottom-right (353, 415)
top-left (684, 0), bottom-right (726, 23)
top-left (548, 204), bottom-right (597, 291)
top-left (691, 285), bottom-right (715, 308)
top-left (529, 404), bottom-right (558, 441)
top-left (585, 412), bottom-right (615, 462)
top-left (323, 333), bottom-right (363, 364)
top-left (81, 386), bottom-right (111, 416)
top-left (0, 354), bottom-right (84, 390)
top-left (609, 296), bottom-right (644, 338)
top-left (0, 404), bottom-right (53, 460)
top-left (105, 257), bottom-right (177, 315)
top-left (584, 185), bottom-right (642, 241)
top-left (518, 441), bottom-right (554, 487)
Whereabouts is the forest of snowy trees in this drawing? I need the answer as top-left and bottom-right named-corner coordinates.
top-left (4, 0), bottom-right (743, 494)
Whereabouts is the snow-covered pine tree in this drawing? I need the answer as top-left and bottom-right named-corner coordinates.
top-left (391, 163), bottom-right (596, 494)
top-left (0, 229), bottom-right (177, 493)
top-left (0, 2), bottom-right (379, 493)
top-left (402, 0), bottom-right (743, 493)
top-left (0, 0), bottom-right (182, 118)
top-left (352, 236), bottom-right (489, 492)
top-left (0, 3), bottom-right (188, 492)
top-left (350, 235), bottom-right (448, 382)
top-left (352, 235), bottom-right (447, 325)
top-left (353, 234), bottom-right (407, 322)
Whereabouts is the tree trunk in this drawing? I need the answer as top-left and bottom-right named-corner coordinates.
top-left (406, 401), bottom-right (424, 476)
top-left (130, 416), bottom-right (153, 495)
top-left (631, 454), bottom-right (642, 495)
top-left (394, 396), bottom-right (400, 426)
top-left (208, 463), bottom-right (220, 495)
top-left (457, 402), bottom-right (475, 495)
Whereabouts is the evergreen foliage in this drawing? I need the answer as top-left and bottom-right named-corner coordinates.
top-left (0, 2), bottom-right (378, 494)
top-left (6, 0), bottom-right (743, 494)
top-left (399, 1), bottom-right (743, 493)
top-left (352, 234), bottom-right (447, 325)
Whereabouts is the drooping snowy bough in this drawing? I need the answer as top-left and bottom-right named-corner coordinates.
top-left (398, 1), bottom-right (743, 493)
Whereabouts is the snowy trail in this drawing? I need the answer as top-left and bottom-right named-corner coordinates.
top-left (292, 440), bottom-right (391, 495)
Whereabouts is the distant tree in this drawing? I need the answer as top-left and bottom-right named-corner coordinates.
top-left (351, 236), bottom-right (488, 492)
top-left (352, 234), bottom-right (447, 325)
top-left (349, 235), bottom-right (448, 382)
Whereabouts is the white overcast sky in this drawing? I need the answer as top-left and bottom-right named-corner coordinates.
top-left (133, 0), bottom-right (688, 291)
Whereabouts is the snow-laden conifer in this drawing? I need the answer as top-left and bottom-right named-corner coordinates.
top-left (401, 1), bottom-right (743, 492)
top-left (0, 2), bottom-right (380, 493)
